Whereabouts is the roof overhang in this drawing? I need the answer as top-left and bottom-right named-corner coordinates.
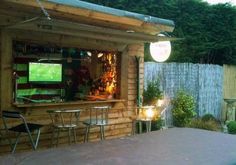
top-left (0, 0), bottom-right (175, 44)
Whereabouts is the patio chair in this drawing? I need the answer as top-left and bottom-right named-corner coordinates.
top-left (2, 111), bottom-right (43, 153)
top-left (83, 106), bottom-right (110, 142)
top-left (47, 109), bottom-right (81, 147)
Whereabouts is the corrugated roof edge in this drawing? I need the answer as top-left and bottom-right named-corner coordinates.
top-left (48, 0), bottom-right (175, 28)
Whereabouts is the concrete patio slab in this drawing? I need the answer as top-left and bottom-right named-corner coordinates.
top-left (0, 128), bottom-right (236, 165)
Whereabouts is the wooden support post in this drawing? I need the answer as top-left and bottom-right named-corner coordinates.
top-left (135, 56), bottom-right (141, 107)
top-left (0, 30), bottom-right (13, 110)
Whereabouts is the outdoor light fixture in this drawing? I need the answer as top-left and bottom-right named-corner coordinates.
top-left (143, 106), bottom-right (155, 120)
top-left (157, 99), bottom-right (164, 107)
top-left (149, 34), bottom-right (171, 62)
top-left (145, 108), bottom-right (154, 119)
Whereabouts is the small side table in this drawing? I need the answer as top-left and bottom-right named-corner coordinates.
top-left (134, 106), bottom-right (155, 134)
top-left (136, 119), bottom-right (152, 133)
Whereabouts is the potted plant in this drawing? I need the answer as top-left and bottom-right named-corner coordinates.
top-left (143, 80), bottom-right (162, 106)
top-left (142, 79), bottom-right (163, 131)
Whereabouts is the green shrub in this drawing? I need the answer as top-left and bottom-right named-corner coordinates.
top-left (202, 114), bottom-right (217, 122)
top-left (227, 121), bottom-right (236, 134)
top-left (172, 90), bottom-right (196, 127)
top-left (143, 80), bottom-right (162, 105)
top-left (151, 118), bottom-right (163, 131)
top-left (188, 118), bottom-right (219, 131)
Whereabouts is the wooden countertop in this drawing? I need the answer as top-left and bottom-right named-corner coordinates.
top-left (13, 99), bottom-right (126, 108)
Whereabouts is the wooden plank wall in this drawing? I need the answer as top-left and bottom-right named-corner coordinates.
top-left (127, 44), bottom-right (144, 112)
top-left (0, 30), bottom-right (143, 155)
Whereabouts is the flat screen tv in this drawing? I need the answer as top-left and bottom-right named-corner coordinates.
top-left (28, 62), bottom-right (62, 83)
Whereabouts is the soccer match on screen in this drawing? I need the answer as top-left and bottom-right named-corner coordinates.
top-left (29, 62), bottom-right (62, 82)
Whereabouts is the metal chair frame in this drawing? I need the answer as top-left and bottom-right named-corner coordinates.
top-left (2, 111), bottom-right (43, 153)
top-left (47, 109), bottom-right (81, 146)
top-left (160, 107), bottom-right (168, 130)
top-left (83, 106), bottom-right (110, 142)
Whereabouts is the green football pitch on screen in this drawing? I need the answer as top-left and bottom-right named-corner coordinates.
top-left (29, 62), bottom-right (62, 82)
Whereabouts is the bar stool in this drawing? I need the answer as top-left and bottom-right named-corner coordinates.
top-left (47, 109), bottom-right (81, 146)
top-left (83, 106), bottom-right (110, 142)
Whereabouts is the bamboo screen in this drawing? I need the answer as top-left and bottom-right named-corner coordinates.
top-left (144, 62), bottom-right (223, 126)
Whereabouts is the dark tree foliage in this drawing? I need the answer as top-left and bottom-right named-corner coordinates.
top-left (82, 0), bottom-right (236, 65)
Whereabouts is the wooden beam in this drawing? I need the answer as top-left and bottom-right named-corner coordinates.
top-left (9, 29), bottom-right (127, 51)
top-left (36, 18), bottom-right (157, 40)
top-left (47, 12), bottom-right (162, 35)
top-left (9, 25), bottom-right (147, 44)
top-left (0, 14), bottom-right (23, 26)
top-left (2, 0), bottom-right (173, 34)
top-left (0, 3), bottom-right (41, 20)
top-left (6, 18), bottom-right (160, 43)
top-left (3, 0), bottom-right (143, 27)
top-left (0, 2), bottom-right (163, 35)
top-left (0, 6), bottom-right (40, 27)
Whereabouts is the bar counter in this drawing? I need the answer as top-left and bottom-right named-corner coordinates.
top-left (13, 99), bottom-right (126, 112)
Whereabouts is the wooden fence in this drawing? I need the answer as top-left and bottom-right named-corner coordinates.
top-left (144, 62), bottom-right (223, 126)
top-left (223, 65), bottom-right (236, 99)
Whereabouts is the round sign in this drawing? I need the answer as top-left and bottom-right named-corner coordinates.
top-left (149, 35), bottom-right (171, 62)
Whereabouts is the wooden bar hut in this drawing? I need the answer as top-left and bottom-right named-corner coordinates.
top-left (0, 0), bottom-right (174, 154)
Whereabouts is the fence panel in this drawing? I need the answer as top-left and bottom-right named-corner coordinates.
top-left (144, 62), bottom-right (223, 126)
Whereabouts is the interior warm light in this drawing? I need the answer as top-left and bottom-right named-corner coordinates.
top-left (126, 30), bottom-right (135, 33)
top-left (87, 51), bottom-right (92, 57)
top-left (97, 53), bottom-right (104, 58)
top-left (106, 82), bottom-right (114, 94)
top-left (150, 34), bottom-right (171, 62)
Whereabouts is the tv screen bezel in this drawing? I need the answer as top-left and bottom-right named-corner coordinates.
top-left (28, 62), bottom-right (63, 84)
